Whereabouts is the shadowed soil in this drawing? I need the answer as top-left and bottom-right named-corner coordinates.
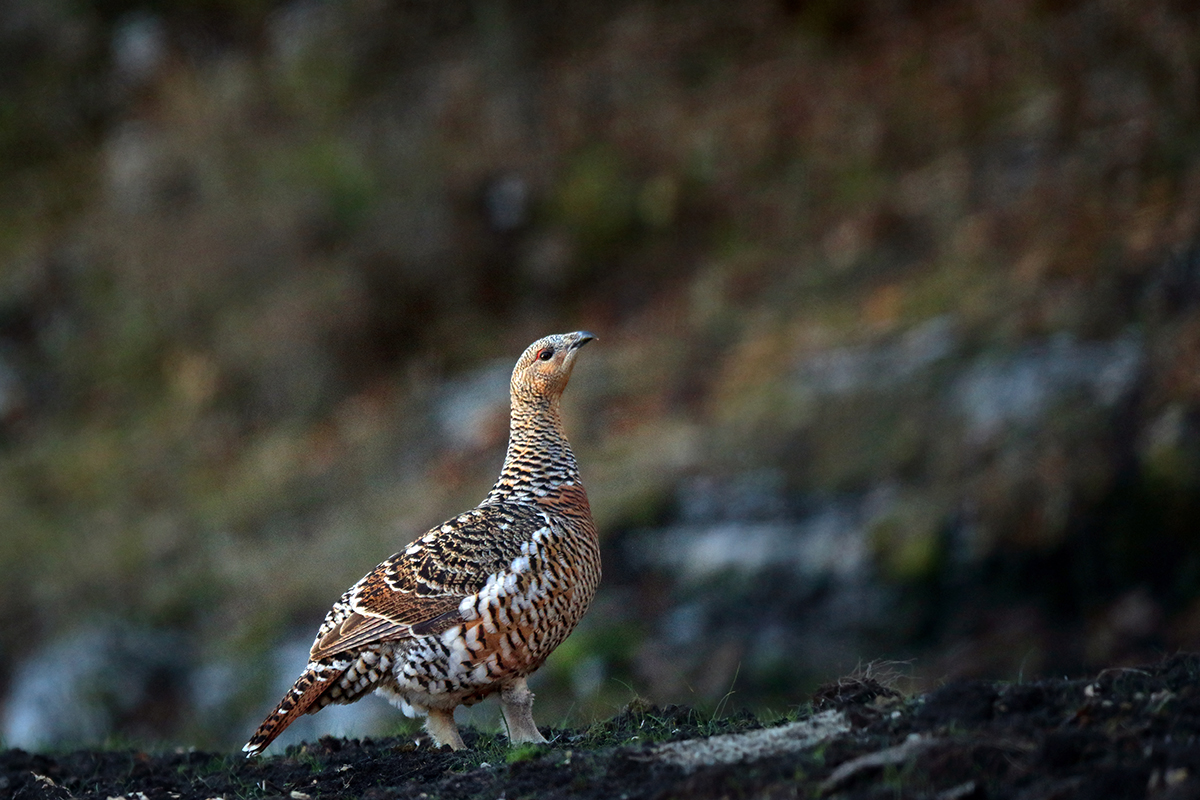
top-left (5, 654), bottom-right (1200, 799)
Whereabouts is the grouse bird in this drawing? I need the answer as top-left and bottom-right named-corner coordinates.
top-left (244, 331), bottom-right (600, 754)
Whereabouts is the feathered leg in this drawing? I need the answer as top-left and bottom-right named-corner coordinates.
top-left (500, 677), bottom-right (547, 744)
top-left (425, 708), bottom-right (466, 750)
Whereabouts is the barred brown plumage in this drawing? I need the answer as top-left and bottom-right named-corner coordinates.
top-left (243, 331), bottom-right (600, 755)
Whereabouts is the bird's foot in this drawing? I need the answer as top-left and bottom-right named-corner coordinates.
top-left (425, 708), bottom-right (467, 751)
top-left (500, 677), bottom-right (548, 744)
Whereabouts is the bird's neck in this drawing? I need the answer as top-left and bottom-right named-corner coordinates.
top-left (487, 396), bottom-right (580, 502)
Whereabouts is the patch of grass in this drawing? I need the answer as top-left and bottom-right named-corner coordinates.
top-left (292, 748), bottom-right (324, 775)
top-left (572, 698), bottom-right (763, 749)
top-left (378, 715), bottom-right (425, 741)
top-left (455, 729), bottom-right (513, 771)
top-left (504, 743), bottom-right (549, 764)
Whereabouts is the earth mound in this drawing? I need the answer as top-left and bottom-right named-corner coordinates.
top-left (5, 654), bottom-right (1200, 799)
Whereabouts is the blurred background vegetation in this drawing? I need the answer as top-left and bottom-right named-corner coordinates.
top-left (2, 0), bottom-right (1200, 752)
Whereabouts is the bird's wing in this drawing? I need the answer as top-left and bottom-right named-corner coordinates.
top-left (309, 599), bottom-right (461, 661)
top-left (308, 502), bottom-right (550, 661)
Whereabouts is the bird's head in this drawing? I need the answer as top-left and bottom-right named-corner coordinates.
top-left (511, 331), bottom-right (596, 404)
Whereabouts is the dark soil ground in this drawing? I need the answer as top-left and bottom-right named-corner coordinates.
top-left (6, 654), bottom-right (1200, 800)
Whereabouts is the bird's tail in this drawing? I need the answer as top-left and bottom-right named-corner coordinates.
top-left (243, 662), bottom-right (345, 757)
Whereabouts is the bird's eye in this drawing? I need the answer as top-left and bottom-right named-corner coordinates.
top-left (537, 347), bottom-right (555, 361)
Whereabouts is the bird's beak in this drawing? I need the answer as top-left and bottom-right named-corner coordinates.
top-left (569, 331), bottom-right (597, 350)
